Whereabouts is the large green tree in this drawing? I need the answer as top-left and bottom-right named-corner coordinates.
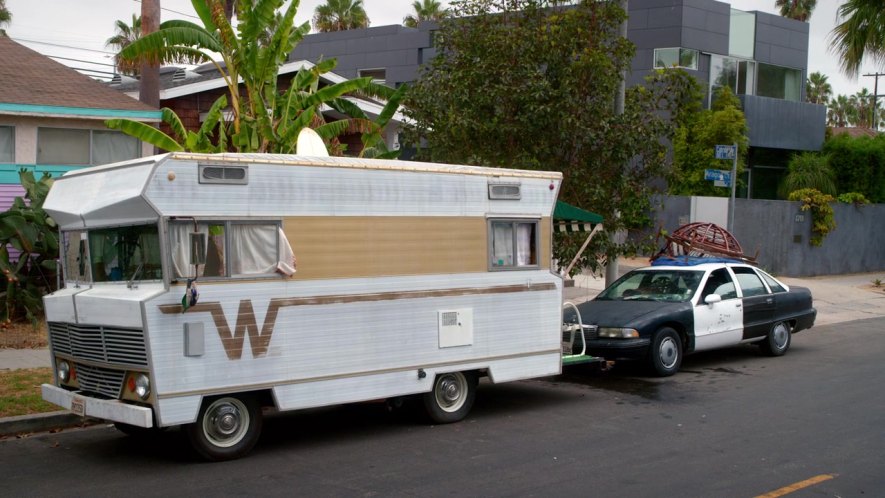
top-left (403, 0), bottom-right (448, 28)
top-left (110, 0), bottom-right (401, 156)
top-left (829, 0), bottom-right (885, 78)
top-left (106, 14), bottom-right (142, 76)
top-left (805, 71), bottom-right (832, 105)
top-left (669, 87), bottom-right (749, 197)
top-left (312, 0), bottom-right (369, 32)
top-left (0, 0), bottom-right (11, 35)
top-left (775, 0), bottom-right (816, 22)
top-left (403, 0), bottom-right (702, 272)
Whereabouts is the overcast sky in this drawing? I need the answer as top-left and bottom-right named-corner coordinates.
top-left (4, 0), bottom-right (882, 98)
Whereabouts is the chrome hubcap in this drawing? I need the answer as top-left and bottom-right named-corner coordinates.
top-left (203, 398), bottom-right (249, 448)
top-left (659, 337), bottom-right (678, 369)
top-left (435, 373), bottom-right (467, 413)
top-left (773, 323), bottom-right (789, 349)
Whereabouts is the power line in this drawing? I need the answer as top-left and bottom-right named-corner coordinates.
top-left (12, 37), bottom-right (115, 55)
top-left (48, 55), bottom-right (117, 68)
top-left (130, 0), bottom-right (201, 20)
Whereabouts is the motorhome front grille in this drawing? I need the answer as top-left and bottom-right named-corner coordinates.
top-left (75, 363), bottom-right (126, 399)
top-left (48, 322), bottom-right (148, 367)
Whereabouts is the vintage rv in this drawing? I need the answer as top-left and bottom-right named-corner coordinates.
top-left (41, 147), bottom-right (567, 460)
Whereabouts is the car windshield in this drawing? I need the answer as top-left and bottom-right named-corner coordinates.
top-left (597, 269), bottom-right (704, 302)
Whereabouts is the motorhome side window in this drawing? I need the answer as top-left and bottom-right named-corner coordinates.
top-left (170, 221), bottom-right (296, 279)
top-left (489, 219), bottom-right (539, 269)
top-left (87, 224), bottom-right (162, 282)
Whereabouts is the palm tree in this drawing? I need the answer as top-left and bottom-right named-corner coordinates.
top-left (403, 0), bottom-right (447, 28)
top-left (313, 0), bottom-right (369, 32)
top-left (106, 14), bottom-right (142, 76)
top-left (829, 0), bottom-right (885, 79)
top-left (851, 88), bottom-right (876, 128)
top-left (805, 71), bottom-right (832, 105)
top-left (0, 0), bottom-right (12, 36)
top-left (775, 0), bottom-right (816, 22)
top-left (826, 94), bottom-right (855, 127)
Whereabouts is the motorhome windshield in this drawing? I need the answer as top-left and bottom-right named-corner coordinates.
top-left (62, 224), bottom-right (162, 283)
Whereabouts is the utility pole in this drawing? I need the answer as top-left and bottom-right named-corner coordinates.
top-left (862, 72), bottom-right (884, 131)
top-left (604, 0), bottom-right (628, 288)
top-left (140, 0), bottom-right (160, 109)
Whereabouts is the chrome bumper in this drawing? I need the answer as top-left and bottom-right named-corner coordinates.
top-left (41, 384), bottom-right (153, 428)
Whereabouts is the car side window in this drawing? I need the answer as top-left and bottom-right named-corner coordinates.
top-left (700, 268), bottom-right (737, 302)
top-left (732, 266), bottom-right (768, 297)
top-left (758, 270), bottom-right (787, 293)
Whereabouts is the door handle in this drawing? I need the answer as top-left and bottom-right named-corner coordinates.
top-left (766, 298), bottom-right (773, 304)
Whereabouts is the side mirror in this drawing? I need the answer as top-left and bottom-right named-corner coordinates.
top-left (190, 232), bottom-right (207, 266)
top-left (704, 294), bottom-right (722, 305)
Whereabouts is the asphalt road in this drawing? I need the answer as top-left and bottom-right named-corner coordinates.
top-left (2, 317), bottom-right (883, 497)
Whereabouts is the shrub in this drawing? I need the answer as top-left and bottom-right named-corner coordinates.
top-left (788, 188), bottom-right (835, 247)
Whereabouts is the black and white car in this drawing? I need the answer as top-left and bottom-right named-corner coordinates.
top-left (565, 258), bottom-right (817, 376)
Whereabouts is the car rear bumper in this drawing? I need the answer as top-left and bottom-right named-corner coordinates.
top-left (791, 308), bottom-right (817, 333)
top-left (585, 338), bottom-right (652, 360)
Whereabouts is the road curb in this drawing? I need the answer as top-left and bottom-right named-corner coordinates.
top-left (0, 411), bottom-right (100, 437)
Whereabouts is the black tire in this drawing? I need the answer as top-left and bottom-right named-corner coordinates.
top-left (648, 327), bottom-right (682, 377)
top-left (760, 321), bottom-right (791, 357)
top-left (185, 395), bottom-right (263, 461)
top-left (422, 371), bottom-right (477, 424)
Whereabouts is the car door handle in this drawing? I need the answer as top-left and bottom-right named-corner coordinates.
top-left (766, 298), bottom-right (774, 304)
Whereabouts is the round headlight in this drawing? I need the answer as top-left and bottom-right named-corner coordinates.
top-left (57, 360), bottom-right (71, 383)
top-left (134, 373), bottom-right (151, 400)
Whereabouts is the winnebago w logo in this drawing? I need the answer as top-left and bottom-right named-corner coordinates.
top-left (158, 283), bottom-right (554, 360)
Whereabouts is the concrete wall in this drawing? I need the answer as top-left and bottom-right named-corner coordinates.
top-left (648, 195), bottom-right (885, 277)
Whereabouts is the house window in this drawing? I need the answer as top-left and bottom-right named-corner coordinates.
top-left (358, 68), bottom-right (386, 85)
top-left (729, 9), bottom-right (756, 59)
top-left (653, 48), bottom-right (698, 70)
top-left (0, 126), bottom-right (14, 163)
top-left (170, 221), bottom-right (296, 279)
top-left (37, 128), bottom-right (140, 166)
top-left (756, 63), bottom-right (801, 102)
top-left (489, 219), bottom-right (539, 270)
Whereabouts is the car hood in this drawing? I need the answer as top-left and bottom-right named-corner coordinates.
top-left (571, 299), bottom-right (684, 328)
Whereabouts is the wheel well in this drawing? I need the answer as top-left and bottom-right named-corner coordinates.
top-left (660, 322), bottom-right (689, 351)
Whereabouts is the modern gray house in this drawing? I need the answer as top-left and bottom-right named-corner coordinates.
top-left (288, 0), bottom-right (826, 199)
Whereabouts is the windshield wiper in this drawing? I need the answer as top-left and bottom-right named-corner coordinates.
top-left (127, 263), bottom-right (144, 289)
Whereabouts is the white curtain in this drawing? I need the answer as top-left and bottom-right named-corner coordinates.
top-left (230, 225), bottom-right (297, 276)
top-left (492, 223), bottom-right (513, 267)
top-left (516, 223), bottom-right (535, 266)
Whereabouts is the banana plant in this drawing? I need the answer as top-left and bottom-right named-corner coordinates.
top-left (0, 171), bottom-right (59, 323)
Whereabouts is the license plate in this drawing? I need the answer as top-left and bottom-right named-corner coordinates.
top-left (71, 395), bottom-right (86, 417)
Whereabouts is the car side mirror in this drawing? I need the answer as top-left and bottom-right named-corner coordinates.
top-left (704, 294), bottom-right (722, 306)
top-left (190, 232), bottom-right (207, 266)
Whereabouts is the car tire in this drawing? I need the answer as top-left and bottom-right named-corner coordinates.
top-left (648, 327), bottom-right (682, 377)
top-left (185, 394), bottom-right (263, 461)
top-left (422, 371), bottom-right (477, 424)
top-left (760, 321), bottom-right (791, 357)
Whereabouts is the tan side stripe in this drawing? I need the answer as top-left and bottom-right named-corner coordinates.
top-left (158, 282), bottom-right (556, 314)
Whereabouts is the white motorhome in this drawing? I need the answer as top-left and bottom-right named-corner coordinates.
top-left (41, 150), bottom-right (566, 460)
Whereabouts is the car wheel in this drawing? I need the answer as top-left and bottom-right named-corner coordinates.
top-left (760, 321), bottom-right (791, 357)
top-left (185, 395), bottom-right (263, 461)
top-left (648, 327), bottom-right (682, 377)
top-left (422, 371), bottom-right (477, 424)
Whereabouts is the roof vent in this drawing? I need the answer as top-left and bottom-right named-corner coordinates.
top-left (109, 74), bottom-right (138, 85)
top-left (172, 68), bottom-right (199, 82)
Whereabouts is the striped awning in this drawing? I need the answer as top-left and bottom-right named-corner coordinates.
top-left (553, 201), bottom-right (603, 233)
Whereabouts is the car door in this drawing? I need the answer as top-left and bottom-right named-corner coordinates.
top-left (692, 268), bottom-right (743, 352)
top-left (730, 266), bottom-right (776, 341)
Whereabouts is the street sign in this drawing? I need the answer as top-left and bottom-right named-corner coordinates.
top-left (704, 169), bottom-right (731, 183)
top-left (715, 144), bottom-right (736, 160)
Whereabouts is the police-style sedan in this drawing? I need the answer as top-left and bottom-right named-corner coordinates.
top-left (565, 258), bottom-right (816, 376)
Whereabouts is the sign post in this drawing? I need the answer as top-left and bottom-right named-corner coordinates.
top-left (715, 144), bottom-right (738, 232)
